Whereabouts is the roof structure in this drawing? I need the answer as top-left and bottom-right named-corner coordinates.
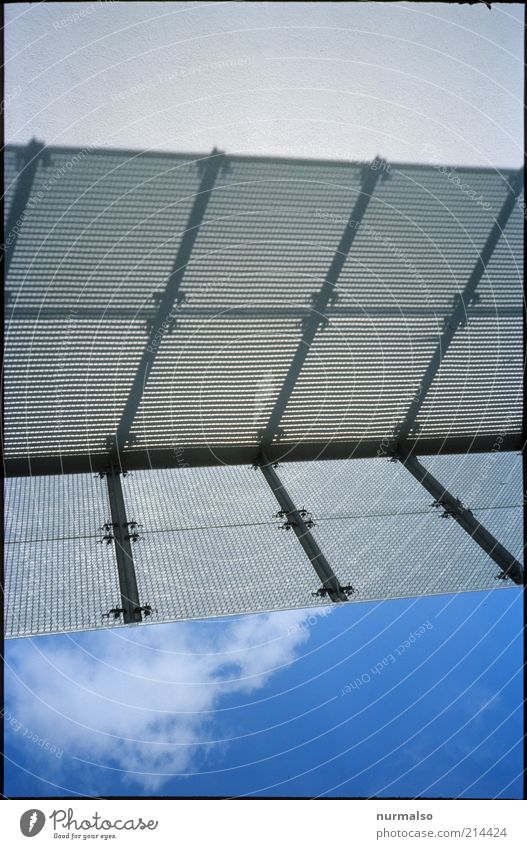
top-left (3, 141), bottom-right (524, 637)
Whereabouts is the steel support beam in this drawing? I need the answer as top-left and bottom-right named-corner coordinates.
top-left (398, 450), bottom-right (523, 585)
top-left (105, 467), bottom-right (143, 623)
top-left (259, 158), bottom-right (386, 446)
top-left (258, 452), bottom-right (351, 601)
top-left (4, 138), bottom-right (49, 279)
top-left (114, 148), bottom-right (225, 450)
top-left (4, 433), bottom-right (522, 478)
top-left (396, 166), bottom-right (524, 439)
top-left (6, 305), bottom-right (523, 323)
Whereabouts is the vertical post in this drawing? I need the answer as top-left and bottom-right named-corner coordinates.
top-left (105, 468), bottom-right (142, 623)
top-left (4, 138), bottom-right (48, 277)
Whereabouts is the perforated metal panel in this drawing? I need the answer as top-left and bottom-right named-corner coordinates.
top-left (4, 474), bottom-right (122, 637)
top-left (277, 452), bottom-right (523, 602)
top-left (334, 165), bottom-right (513, 313)
top-left (278, 314), bottom-right (440, 442)
top-left (3, 143), bottom-right (523, 637)
top-left (4, 147), bottom-right (202, 460)
top-left (6, 149), bottom-right (201, 312)
top-left (129, 524), bottom-right (331, 624)
top-left (129, 317), bottom-right (302, 448)
top-left (3, 146), bottom-right (19, 227)
top-left (421, 451), bottom-right (522, 509)
top-left (3, 144), bottom-right (522, 468)
top-left (120, 465), bottom-right (330, 623)
top-left (414, 314), bottom-right (522, 438)
top-left (305, 512), bottom-right (515, 602)
top-left (181, 156), bottom-right (364, 310)
top-left (122, 464), bottom-right (282, 530)
top-left (4, 319), bottom-right (147, 457)
top-left (4, 456), bottom-right (521, 638)
top-left (277, 452), bottom-right (522, 518)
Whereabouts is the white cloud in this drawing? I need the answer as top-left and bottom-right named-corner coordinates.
top-left (6, 607), bottom-right (330, 791)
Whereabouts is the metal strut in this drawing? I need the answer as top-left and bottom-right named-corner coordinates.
top-left (4, 433), bottom-right (523, 479)
top-left (398, 451), bottom-right (523, 585)
top-left (114, 148), bottom-right (226, 451)
top-left (104, 467), bottom-right (143, 623)
top-left (259, 157), bottom-right (387, 446)
top-left (5, 304), bottom-right (522, 323)
top-left (396, 166), bottom-right (524, 439)
top-left (4, 138), bottom-right (50, 278)
top-left (257, 453), bottom-right (352, 601)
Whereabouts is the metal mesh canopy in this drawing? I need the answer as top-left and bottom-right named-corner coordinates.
top-left (3, 141), bottom-right (524, 638)
top-left (4, 452), bottom-right (522, 638)
top-left (3, 143), bottom-right (523, 472)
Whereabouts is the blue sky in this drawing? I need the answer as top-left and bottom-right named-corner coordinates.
top-left (4, 590), bottom-right (523, 798)
top-left (4, 2), bottom-right (524, 799)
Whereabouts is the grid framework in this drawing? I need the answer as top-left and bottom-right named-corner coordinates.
top-left (3, 140), bottom-right (524, 637)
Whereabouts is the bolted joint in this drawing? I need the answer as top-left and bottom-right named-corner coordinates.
top-left (134, 604), bottom-right (155, 617)
top-left (103, 607), bottom-right (126, 621)
top-left (312, 583), bottom-right (354, 601)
